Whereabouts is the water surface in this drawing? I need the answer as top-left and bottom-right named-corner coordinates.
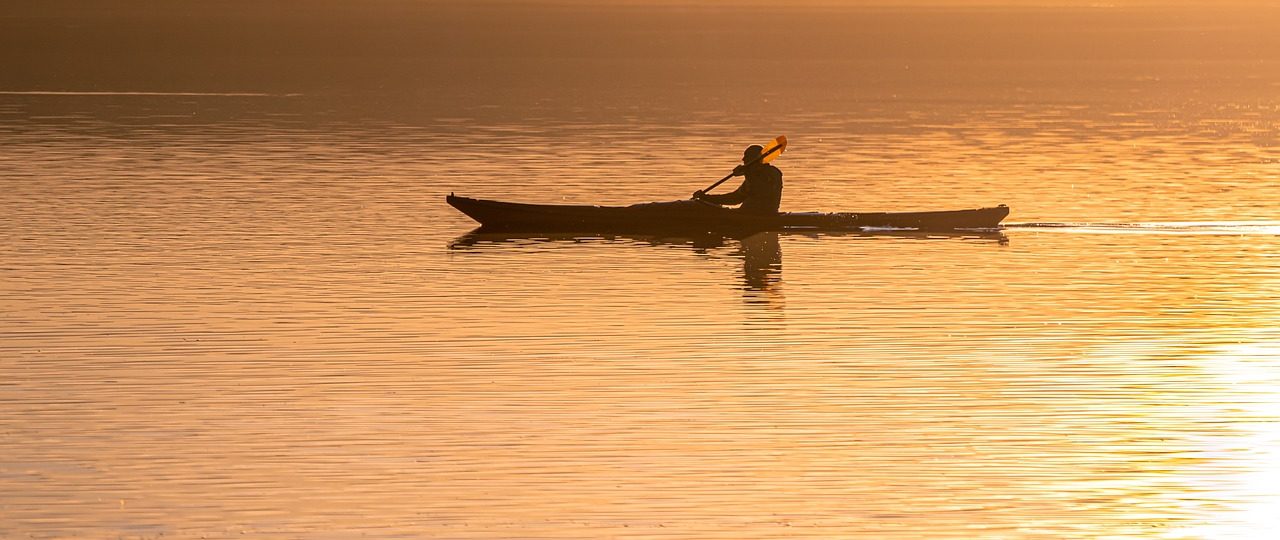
top-left (3, 2), bottom-right (1280, 538)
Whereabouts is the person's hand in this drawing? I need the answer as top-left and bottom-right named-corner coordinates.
top-left (692, 190), bottom-right (706, 200)
top-left (731, 165), bottom-right (746, 176)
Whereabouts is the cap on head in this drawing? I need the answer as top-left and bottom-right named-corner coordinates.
top-left (743, 145), bottom-right (765, 162)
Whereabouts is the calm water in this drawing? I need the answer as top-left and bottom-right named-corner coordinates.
top-left (4, 3), bottom-right (1280, 539)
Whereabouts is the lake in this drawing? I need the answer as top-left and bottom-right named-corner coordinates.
top-left (3, 2), bottom-right (1280, 538)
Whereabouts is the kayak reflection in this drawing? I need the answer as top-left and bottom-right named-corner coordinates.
top-left (449, 228), bottom-right (1007, 304)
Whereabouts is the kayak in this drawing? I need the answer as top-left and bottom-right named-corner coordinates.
top-left (447, 194), bottom-right (1010, 233)
top-left (448, 194), bottom-right (1009, 233)
top-left (449, 229), bottom-right (1009, 251)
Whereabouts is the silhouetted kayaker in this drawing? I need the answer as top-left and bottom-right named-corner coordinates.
top-left (692, 145), bottom-right (783, 214)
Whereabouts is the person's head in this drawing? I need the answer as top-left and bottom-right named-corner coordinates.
top-left (742, 144), bottom-right (765, 164)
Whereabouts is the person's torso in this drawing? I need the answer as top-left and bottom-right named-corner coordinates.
top-left (739, 164), bottom-right (783, 214)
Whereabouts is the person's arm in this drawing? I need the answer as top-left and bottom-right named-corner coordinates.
top-left (694, 167), bottom-right (752, 205)
top-left (697, 180), bottom-right (750, 205)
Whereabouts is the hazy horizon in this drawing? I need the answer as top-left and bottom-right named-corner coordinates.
top-left (6, 1), bottom-right (1278, 109)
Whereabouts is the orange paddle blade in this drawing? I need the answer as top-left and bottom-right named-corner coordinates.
top-left (760, 135), bottom-right (787, 164)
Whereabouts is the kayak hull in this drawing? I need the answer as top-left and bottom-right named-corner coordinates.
top-left (447, 195), bottom-right (1009, 233)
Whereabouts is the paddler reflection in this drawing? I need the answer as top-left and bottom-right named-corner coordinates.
top-left (738, 232), bottom-right (784, 306)
top-left (681, 231), bottom-right (785, 307)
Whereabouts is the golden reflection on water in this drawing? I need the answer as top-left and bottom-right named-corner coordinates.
top-left (4, 98), bottom-right (1280, 537)
top-left (1176, 332), bottom-right (1280, 538)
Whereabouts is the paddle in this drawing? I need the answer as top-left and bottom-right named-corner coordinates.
top-left (698, 135), bottom-right (788, 195)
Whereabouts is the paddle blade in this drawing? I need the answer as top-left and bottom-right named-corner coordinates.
top-left (760, 135), bottom-right (787, 164)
